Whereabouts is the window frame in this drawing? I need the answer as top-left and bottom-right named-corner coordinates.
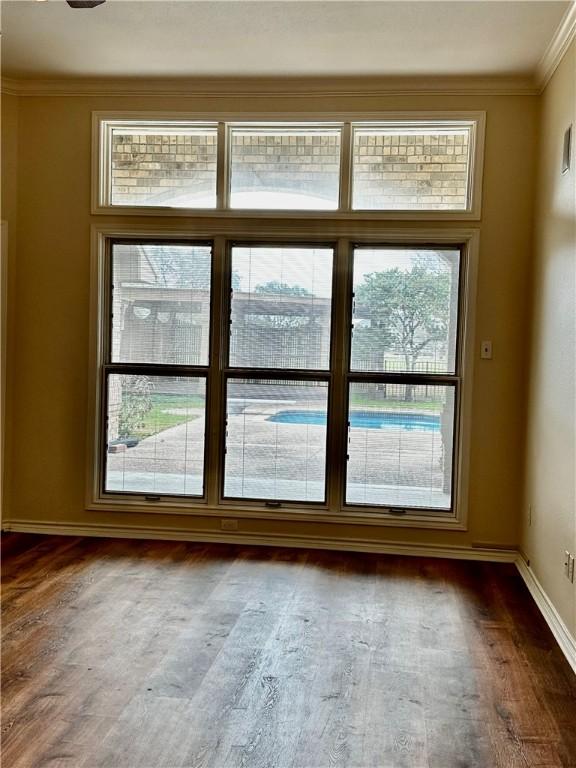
top-left (87, 223), bottom-right (478, 530)
top-left (349, 121), bottom-right (476, 213)
top-left (225, 240), bottom-right (338, 373)
top-left (221, 240), bottom-right (337, 505)
top-left (343, 243), bottom-right (465, 513)
top-left (221, 373), bottom-right (333, 506)
top-left (92, 111), bottom-right (485, 220)
top-left (101, 238), bottom-right (215, 500)
top-left (227, 124), bottom-right (344, 212)
top-left (100, 121), bottom-right (219, 211)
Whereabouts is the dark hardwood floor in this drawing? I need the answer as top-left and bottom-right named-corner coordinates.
top-left (2, 534), bottom-right (575, 768)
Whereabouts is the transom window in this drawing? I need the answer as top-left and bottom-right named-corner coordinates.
top-left (229, 126), bottom-right (341, 210)
top-left (98, 238), bottom-right (465, 517)
top-left (95, 114), bottom-right (484, 215)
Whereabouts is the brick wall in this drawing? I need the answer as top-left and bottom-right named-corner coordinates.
top-left (111, 131), bottom-right (217, 206)
top-left (229, 132), bottom-right (340, 203)
top-left (110, 128), bottom-right (470, 210)
top-left (352, 131), bottom-right (470, 210)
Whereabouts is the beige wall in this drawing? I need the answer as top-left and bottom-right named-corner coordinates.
top-left (522, 42), bottom-right (576, 636)
top-left (0, 93), bottom-right (18, 244)
top-left (1, 92), bottom-right (19, 521)
top-left (3, 89), bottom-right (538, 550)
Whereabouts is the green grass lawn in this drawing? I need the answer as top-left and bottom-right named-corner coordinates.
top-left (149, 394), bottom-right (206, 409)
top-left (349, 395), bottom-right (443, 412)
top-left (134, 393), bottom-right (205, 439)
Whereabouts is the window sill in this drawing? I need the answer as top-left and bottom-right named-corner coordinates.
top-left (87, 496), bottom-right (466, 531)
top-left (91, 205), bottom-right (481, 222)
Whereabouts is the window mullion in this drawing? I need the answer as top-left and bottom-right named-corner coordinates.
top-left (326, 237), bottom-right (352, 511)
top-left (216, 123), bottom-right (229, 210)
top-left (339, 123), bottom-right (353, 211)
top-left (206, 235), bottom-right (227, 505)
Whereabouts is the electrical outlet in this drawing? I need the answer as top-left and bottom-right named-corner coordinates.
top-left (562, 124), bottom-right (572, 174)
top-left (564, 551), bottom-right (575, 581)
top-left (221, 518), bottom-right (238, 531)
top-left (480, 340), bottom-right (493, 359)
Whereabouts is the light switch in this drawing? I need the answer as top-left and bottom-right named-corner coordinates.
top-left (481, 340), bottom-right (493, 359)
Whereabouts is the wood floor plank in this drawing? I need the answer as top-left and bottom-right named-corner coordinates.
top-left (425, 716), bottom-right (492, 768)
top-left (223, 600), bottom-right (329, 767)
top-left (143, 602), bottom-right (245, 699)
top-left (2, 535), bottom-right (575, 768)
top-left (83, 694), bottom-right (197, 768)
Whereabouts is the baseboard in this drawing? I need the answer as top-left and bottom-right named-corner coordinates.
top-left (515, 555), bottom-right (576, 676)
top-left (1, 518), bottom-right (518, 562)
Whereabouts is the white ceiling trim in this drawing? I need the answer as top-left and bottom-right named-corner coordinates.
top-left (536, 1), bottom-right (576, 91)
top-left (0, 74), bottom-right (539, 98)
top-left (1, 79), bottom-right (20, 97)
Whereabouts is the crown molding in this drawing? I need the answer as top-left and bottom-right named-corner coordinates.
top-left (0, 78), bottom-right (21, 97)
top-left (1, 74), bottom-right (539, 98)
top-left (536, 1), bottom-right (576, 92)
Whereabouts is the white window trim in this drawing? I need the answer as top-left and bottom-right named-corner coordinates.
top-left (91, 110), bottom-right (486, 220)
top-left (86, 222), bottom-right (479, 531)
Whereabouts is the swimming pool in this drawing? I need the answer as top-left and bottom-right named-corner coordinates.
top-left (268, 410), bottom-right (440, 431)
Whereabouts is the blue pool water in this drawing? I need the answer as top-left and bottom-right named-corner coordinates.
top-left (268, 410), bottom-right (440, 431)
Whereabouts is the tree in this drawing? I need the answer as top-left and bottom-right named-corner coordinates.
top-left (118, 375), bottom-right (152, 437)
top-left (249, 281), bottom-right (313, 329)
top-left (254, 281), bottom-right (312, 297)
top-left (354, 262), bottom-right (450, 400)
top-left (146, 246), bottom-right (240, 289)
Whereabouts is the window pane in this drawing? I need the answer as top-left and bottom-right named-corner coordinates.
top-left (224, 379), bottom-right (328, 502)
top-left (346, 383), bottom-right (455, 510)
top-left (229, 246), bottom-right (333, 370)
top-left (110, 124), bottom-right (217, 208)
top-left (229, 127), bottom-right (341, 210)
top-left (352, 125), bottom-right (472, 211)
top-left (351, 247), bottom-right (460, 374)
top-left (105, 375), bottom-right (206, 496)
top-left (111, 243), bottom-right (212, 366)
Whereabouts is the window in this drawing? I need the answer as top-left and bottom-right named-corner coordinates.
top-left (351, 124), bottom-right (472, 211)
top-left (229, 246), bottom-right (333, 370)
top-left (229, 126), bottom-right (341, 210)
top-left (104, 121), bottom-right (218, 209)
top-left (95, 114), bottom-right (483, 216)
top-left (224, 379), bottom-right (329, 502)
top-left (347, 246), bottom-right (461, 510)
top-left (93, 234), bottom-right (471, 522)
top-left (106, 374), bottom-right (206, 496)
top-left (350, 247), bottom-right (460, 374)
top-left (111, 243), bottom-right (212, 365)
top-left (103, 242), bottom-right (212, 497)
top-left (91, 111), bottom-right (479, 524)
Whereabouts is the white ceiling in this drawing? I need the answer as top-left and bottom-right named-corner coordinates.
top-left (0, 0), bottom-right (571, 80)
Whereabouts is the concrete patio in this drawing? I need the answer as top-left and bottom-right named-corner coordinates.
top-left (107, 404), bottom-right (451, 509)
